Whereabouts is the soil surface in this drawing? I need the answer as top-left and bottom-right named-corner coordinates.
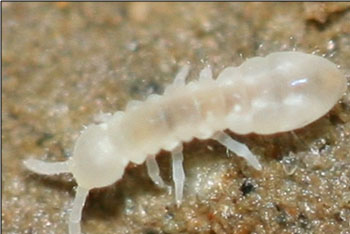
top-left (3, 2), bottom-right (350, 234)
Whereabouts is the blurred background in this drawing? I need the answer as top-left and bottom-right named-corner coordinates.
top-left (3, 2), bottom-right (350, 234)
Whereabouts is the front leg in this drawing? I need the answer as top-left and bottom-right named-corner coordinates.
top-left (171, 145), bottom-right (185, 206)
top-left (212, 131), bottom-right (262, 170)
top-left (146, 155), bottom-right (166, 188)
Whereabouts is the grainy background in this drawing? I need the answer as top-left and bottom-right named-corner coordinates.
top-left (3, 2), bottom-right (350, 234)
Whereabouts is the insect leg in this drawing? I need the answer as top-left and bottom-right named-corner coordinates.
top-left (69, 186), bottom-right (89, 234)
top-left (173, 64), bottom-right (190, 86)
top-left (212, 131), bottom-right (262, 170)
top-left (146, 155), bottom-right (166, 188)
top-left (199, 66), bottom-right (213, 81)
top-left (171, 145), bottom-right (185, 206)
top-left (23, 158), bottom-right (70, 175)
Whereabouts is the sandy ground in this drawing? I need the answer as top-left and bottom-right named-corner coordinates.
top-left (3, 2), bottom-right (350, 234)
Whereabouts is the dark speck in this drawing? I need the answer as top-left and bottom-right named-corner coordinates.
top-left (240, 180), bottom-right (254, 196)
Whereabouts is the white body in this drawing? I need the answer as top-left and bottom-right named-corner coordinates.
top-left (24, 52), bottom-right (347, 234)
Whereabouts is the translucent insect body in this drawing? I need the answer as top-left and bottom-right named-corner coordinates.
top-left (24, 51), bottom-right (347, 234)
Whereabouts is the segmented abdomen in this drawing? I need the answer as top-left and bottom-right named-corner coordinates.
top-left (106, 80), bottom-right (246, 164)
